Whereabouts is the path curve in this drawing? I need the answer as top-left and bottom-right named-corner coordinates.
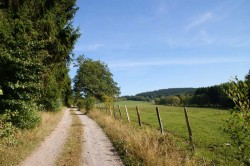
top-left (75, 111), bottom-right (124, 166)
top-left (19, 108), bottom-right (72, 166)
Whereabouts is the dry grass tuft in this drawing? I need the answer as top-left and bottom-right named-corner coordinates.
top-left (0, 109), bottom-right (64, 166)
top-left (56, 110), bottom-right (83, 166)
top-left (89, 110), bottom-right (196, 166)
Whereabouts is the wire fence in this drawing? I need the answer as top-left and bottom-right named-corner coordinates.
top-left (96, 103), bottom-right (230, 153)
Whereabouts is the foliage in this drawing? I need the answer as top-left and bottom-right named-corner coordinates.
top-left (121, 95), bottom-right (148, 102)
top-left (39, 74), bottom-right (63, 112)
top-left (0, 0), bottom-right (79, 128)
top-left (124, 85), bottom-right (234, 108)
top-left (102, 95), bottom-right (114, 111)
top-left (136, 88), bottom-right (196, 99)
top-left (224, 77), bottom-right (250, 165)
top-left (155, 96), bottom-right (181, 106)
top-left (73, 55), bottom-right (120, 101)
top-left (0, 110), bottom-right (18, 149)
top-left (0, 110), bottom-right (63, 165)
top-left (9, 104), bottom-right (41, 129)
top-left (76, 98), bottom-right (85, 111)
top-left (84, 97), bottom-right (96, 111)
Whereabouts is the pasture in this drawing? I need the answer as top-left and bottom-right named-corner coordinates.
top-left (99, 101), bottom-right (234, 163)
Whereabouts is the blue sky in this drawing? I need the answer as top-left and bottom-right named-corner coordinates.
top-left (70, 0), bottom-right (250, 96)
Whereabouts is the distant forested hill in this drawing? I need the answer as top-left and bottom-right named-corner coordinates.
top-left (136, 88), bottom-right (196, 98)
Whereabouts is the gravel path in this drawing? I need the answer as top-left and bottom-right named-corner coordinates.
top-left (75, 111), bottom-right (124, 166)
top-left (19, 108), bottom-right (72, 166)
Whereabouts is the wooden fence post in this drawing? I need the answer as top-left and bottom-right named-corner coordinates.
top-left (184, 107), bottom-right (195, 152)
top-left (117, 105), bottom-right (122, 119)
top-left (109, 106), bottom-right (112, 116)
top-left (113, 105), bottom-right (116, 118)
top-left (124, 105), bottom-right (130, 122)
top-left (156, 107), bottom-right (164, 134)
top-left (136, 106), bottom-right (142, 126)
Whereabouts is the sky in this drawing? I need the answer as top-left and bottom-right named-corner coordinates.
top-left (70, 0), bottom-right (250, 96)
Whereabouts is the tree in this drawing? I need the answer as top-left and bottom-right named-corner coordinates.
top-left (245, 69), bottom-right (250, 102)
top-left (74, 56), bottom-right (120, 102)
top-left (224, 77), bottom-right (250, 165)
top-left (0, 0), bottom-right (79, 128)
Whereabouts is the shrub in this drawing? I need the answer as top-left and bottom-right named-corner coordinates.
top-left (0, 110), bottom-right (18, 149)
top-left (84, 97), bottom-right (96, 111)
top-left (9, 103), bottom-right (41, 129)
top-left (224, 78), bottom-right (250, 165)
top-left (76, 98), bottom-right (85, 111)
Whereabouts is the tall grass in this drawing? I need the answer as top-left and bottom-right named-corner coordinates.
top-left (0, 109), bottom-right (64, 166)
top-left (97, 101), bottom-right (241, 165)
top-left (89, 110), bottom-right (196, 166)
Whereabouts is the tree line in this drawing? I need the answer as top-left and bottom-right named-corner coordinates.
top-left (0, 0), bottom-right (79, 129)
top-left (121, 71), bottom-right (250, 109)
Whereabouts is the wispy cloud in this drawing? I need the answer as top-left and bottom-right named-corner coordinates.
top-left (74, 43), bottom-right (104, 52)
top-left (166, 29), bottom-right (215, 47)
top-left (109, 56), bottom-right (250, 69)
top-left (84, 43), bottom-right (104, 51)
top-left (185, 12), bottom-right (213, 31)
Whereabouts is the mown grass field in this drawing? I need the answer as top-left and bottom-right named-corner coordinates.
top-left (98, 101), bottom-right (237, 164)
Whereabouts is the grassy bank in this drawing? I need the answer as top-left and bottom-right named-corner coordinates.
top-left (0, 109), bottom-right (64, 166)
top-left (88, 110), bottom-right (196, 166)
top-left (56, 110), bottom-right (83, 166)
top-left (96, 101), bottom-right (241, 165)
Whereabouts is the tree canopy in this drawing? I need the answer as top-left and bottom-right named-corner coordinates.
top-left (74, 56), bottom-right (120, 101)
top-left (0, 0), bottom-right (79, 128)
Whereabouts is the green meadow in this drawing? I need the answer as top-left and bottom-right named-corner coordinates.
top-left (99, 101), bottom-right (236, 163)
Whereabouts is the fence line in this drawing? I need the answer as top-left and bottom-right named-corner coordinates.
top-left (95, 104), bottom-right (225, 153)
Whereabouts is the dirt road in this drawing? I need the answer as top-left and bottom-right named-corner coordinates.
top-left (19, 109), bottom-right (123, 166)
top-left (19, 108), bottom-right (72, 166)
top-left (75, 111), bottom-right (124, 166)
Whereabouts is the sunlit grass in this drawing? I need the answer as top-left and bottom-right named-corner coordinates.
top-left (97, 101), bottom-right (239, 165)
top-left (56, 110), bottom-right (83, 166)
top-left (89, 110), bottom-right (195, 166)
top-left (0, 109), bottom-right (64, 166)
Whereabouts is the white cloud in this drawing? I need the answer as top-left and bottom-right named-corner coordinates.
top-left (74, 43), bottom-right (104, 52)
top-left (185, 12), bottom-right (213, 31)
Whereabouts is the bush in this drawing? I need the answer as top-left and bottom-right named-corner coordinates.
top-left (84, 97), bottom-right (96, 111)
top-left (225, 78), bottom-right (250, 165)
top-left (76, 98), bottom-right (85, 111)
top-left (102, 95), bottom-right (114, 111)
top-left (0, 110), bottom-right (18, 149)
top-left (9, 103), bottom-right (41, 129)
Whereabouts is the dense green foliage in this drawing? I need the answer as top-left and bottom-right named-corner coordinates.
top-left (0, 0), bottom-right (79, 128)
top-left (74, 55), bottom-right (120, 103)
top-left (125, 84), bottom-right (235, 108)
top-left (0, 110), bottom-right (18, 149)
top-left (136, 88), bottom-right (196, 98)
top-left (224, 77), bottom-right (250, 165)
